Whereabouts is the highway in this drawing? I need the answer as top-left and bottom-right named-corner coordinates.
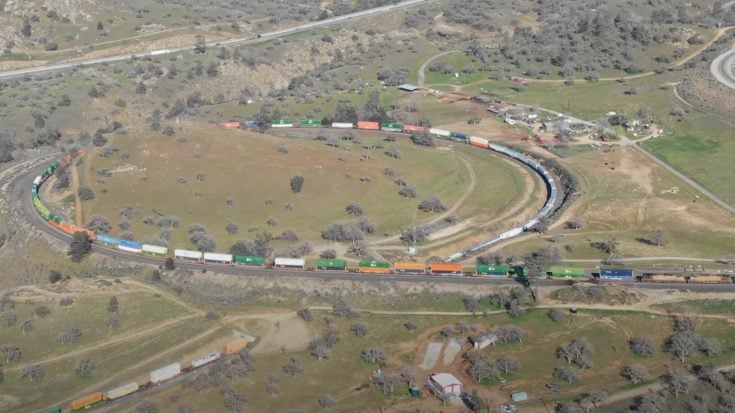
top-left (16, 159), bottom-right (735, 292)
top-left (710, 47), bottom-right (735, 90)
top-left (0, 0), bottom-right (429, 81)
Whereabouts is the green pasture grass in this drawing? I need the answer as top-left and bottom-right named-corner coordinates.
top-left (0, 290), bottom-right (193, 363)
top-left (653, 299), bottom-right (735, 315)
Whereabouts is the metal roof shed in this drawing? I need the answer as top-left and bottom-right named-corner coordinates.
top-left (398, 84), bottom-right (419, 92)
top-left (428, 373), bottom-right (463, 397)
top-left (511, 391), bottom-right (528, 402)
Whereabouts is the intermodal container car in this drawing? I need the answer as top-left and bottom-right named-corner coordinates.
top-left (203, 252), bottom-right (233, 264)
top-left (357, 260), bottom-right (392, 274)
top-left (469, 136), bottom-right (489, 148)
top-left (548, 266), bottom-right (586, 278)
top-left (476, 264), bottom-right (509, 276)
top-left (271, 119), bottom-right (294, 128)
top-left (96, 233), bottom-right (120, 247)
top-left (449, 131), bottom-right (469, 142)
top-left (142, 244), bottom-right (168, 257)
top-left (299, 119), bottom-right (321, 127)
top-left (117, 239), bottom-right (143, 254)
top-left (33, 197), bottom-right (51, 219)
top-left (402, 124), bottom-right (427, 133)
top-left (191, 352), bottom-right (221, 368)
top-left (381, 122), bottom-right (403, 132)
top-left (356, 121), bottom-right (380, 130)
top-left (429, 128), bottom-right (451, 137)
top-left (430, 263), bottom-right (464, 275)
top-left (274, 257), bottom-right (305, 269)
top-left (51, 221), bottom-right (96, 240)
top-left (392, 262), bottom-right (426, 274)
top-left (69, 392), bottom-right (104, 412)
top-left (174, 249), bottom-right (203, 261)
top-left (600, 268), bottom-right (633, 279)
top-left (235, 255), bottom-right (264, 266)
top-left (150, 362), bottom-right (181, 383)
top-left (105, 382), bottom-right (139, 400)
top-left (315, 259), bottom-right (347, 271)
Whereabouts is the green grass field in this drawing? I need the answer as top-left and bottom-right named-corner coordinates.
top-left (82, 122), bottom-right (526, 250)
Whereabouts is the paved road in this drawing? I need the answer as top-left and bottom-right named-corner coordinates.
top-left (0, 0), bottom-right (430, 80)
top-left (710, 47), bottom-right (735, 91)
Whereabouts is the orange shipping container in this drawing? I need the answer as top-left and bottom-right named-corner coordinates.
top-left (223, 338), bottom-right (249, 355)
top-left (358, 266), bottom-right (392, 274)
top-left (356, 121), bottom-right (380, 130)
top-left (57, 222), bottom-right (96, 240)
top-left (402, 124), bottom-right (427, 133)
top-left (220, 122), bottom-right (241, 128)
top-left (430, 263), bottom-right (464, 274)
top-left (393, 262), bottom-right (426, 272)
top-left (69, 392), bottom-right (104, 411)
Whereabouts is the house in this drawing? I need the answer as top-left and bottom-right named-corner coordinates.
top-left (470, 333), bottom-right (497, 350)
top-left (427, 373), bottom-right (463, 399)
top-left (398, 84), bottom-right (419, 92)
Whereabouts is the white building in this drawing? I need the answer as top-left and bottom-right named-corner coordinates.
top-left (427, 373), bottom-right (463, 398)
top-left (470, 333), bottom-right (497, 350)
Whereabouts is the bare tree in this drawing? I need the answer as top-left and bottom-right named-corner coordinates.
top-left (86, 214), bottom-right (112, 233)
top-left (662, 370), bottom-right (689, 399)
top-left (297, 308), bottom-right (313, 323)
top-left (582, 390), bottom-right (608, 410)
top-left (1, 346), bottom-right (22, 363)
top-left (225, 197), bottom-right (235, 208)
top-left (2, 313), bottom-right (17, 327)
top-left (350, 322), bottom-right (368, 337)
top-left (646, 230), bottom-right (667, 247)
top-left (333, 298), bottom-right (358, 318)
top-left (107, 296), bottom-right (119, 313)
top-left (225, 221), bottom-right (240, 235)
top-left (20, 364), bottom-right (45, 382)
top-left (629, 337), bottom-right (656, 356)
top-left (666, 332), bottom-right (698, 362)
top-left (345, 202), bottom-right (363, 216)
top-left (496, 356), bottom-right (521, 375)
top-left (318, 394), bottom-right (335, 409)
top-left (75, 358), bottom-right (95, 378)
top-left (281, 358), bottom-right (303, 376)
top-left (621, 363), bottom-right (649, 384)
top-left (553, 366), bottom-right (581, 384)
top-left (20, 320), bottom-right (32, 335)
top-left (105, 314), bottom-right (120, 330)
top-left (309, 339), bottom-right (331, 361)
top-left (418, 196), bottom-right (446, 213)
top-left (361, 348), bottom-right (385, 363)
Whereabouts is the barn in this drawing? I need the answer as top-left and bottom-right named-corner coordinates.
top-left (427, 373), bottom-right (463, 398)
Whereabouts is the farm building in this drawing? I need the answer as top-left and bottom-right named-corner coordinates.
top-left (470, 333), bottom-right (497, 350)
top-left (541, 119), bottom-right (571, 132)
top-left (427, 373), bottom-right (463, 399)
top-left (398, 83), bottom-right (419, 92)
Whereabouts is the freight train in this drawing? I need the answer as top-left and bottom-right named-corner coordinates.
top-left (43, 338), bottom-right (249, 413)
top-left (31, 123), bottom-right (733, 286)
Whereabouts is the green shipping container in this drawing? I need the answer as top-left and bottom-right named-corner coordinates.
top-left (476, 264), bottom-right (509, 275)
top-left (315, 259), bottom-right (347, 270)
top-left (235, 256), bottom-right (264, 266)
top-left (381, 122), bottom-right (403, 132)
top-left (43, 409), bottom-right (62, 413)
top-left (358, 260), bottom-right (391, 269)
top-left (271, 119), bottom-right (293, 126)
top-left (299, 119), bottom-right (321, 127)
top-left (512, 266), bottom-right (527, 276)
top-left (549, 266), bottom-right (586, 278)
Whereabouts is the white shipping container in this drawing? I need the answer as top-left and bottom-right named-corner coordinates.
top-left (429, 128), bottom-right (450, 137)
top-left (469, 136), bottom-right (489, 147)
top-left (142, 244), bottom-right (168, 255)
top-left (331, 122), bottom-right (354, 129)
top-left (203, 252), bottom-right (233, 263)
top-left (274, 257), bottom-right (305, 268)
top-left (150, 362), bottom-right (181, 383)
top-left (117, 245), bottom-right (143, 254)
top-left (174, 249), bottom-right (203, 260)
top-left (105, 382), bottom-right (139, 400)
top-left (499, 227), bottom-right (524, 239)
top-left (33, 176), bottom-right (41, 185)
top-left (191, 352), bottom-right (221, 368)
top-left (150, 49), bottom-right (170, 56)
top-left (271, 123), bottom-right (293, 128)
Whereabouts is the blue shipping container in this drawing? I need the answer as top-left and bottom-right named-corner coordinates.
top-left (118, 239), bottom-right (142, 249)
top-left (243, 120), bottom-right (257, 128)
top-left (97, 234), bottom-right (120, 245)
top-left (600, 268), bottom-right (634, 279)
top-left (450, 132), bottom-right (468, 141)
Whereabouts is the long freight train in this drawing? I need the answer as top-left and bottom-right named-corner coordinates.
top-left (31, 123), bottom-right (733, 286)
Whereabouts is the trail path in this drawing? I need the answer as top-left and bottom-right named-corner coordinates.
top-left (417, 50), bottom-right (459, 88)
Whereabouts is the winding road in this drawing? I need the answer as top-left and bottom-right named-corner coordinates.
top-left (0, 0), bottom-right (431, 80)
top-left (710, 47), bottom-right (735, 90)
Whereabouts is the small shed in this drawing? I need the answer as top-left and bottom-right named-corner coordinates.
top-left (541, 120), bottom-right (571, 132)
top-left (427, 373), bottom-right (463, 398)
top-left (511, 391), bottom-right (528, 402)
top-left (398, 83), bottom-right (419, 92)
top-left (470, 333), bottom-right (497, 350)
